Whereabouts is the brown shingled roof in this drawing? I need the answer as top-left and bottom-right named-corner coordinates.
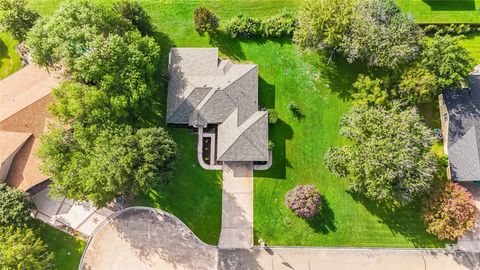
top-left (0, 65), bottom-right (59, 191)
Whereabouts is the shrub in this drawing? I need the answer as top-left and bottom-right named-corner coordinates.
top-left (225, 13), bottom-right (296, 38)
top-left (423, 24), bottom-right (476, 36)
top-left (193, 7), bottom-right (219, 35)
top-left (423, 181), bottom-right (478, 241)
top-left (287, 101), bottom-right (303, 119)
top-left (268, 140), bottom-right (275, 150)
top-left (0, 183), bottom-right (32, 226)
top-left (0, 225), bottom-right (54, 269)
top-left (267, 109), bottom-right (279, 125)
top-left (284, 184), bottom-right (321, 219)
top-left (261, 13), bottom-right (297, 38)
top-left (113, 0), bottom-right (156, 36)
top-left (225, 15), bottom-right (261, 38)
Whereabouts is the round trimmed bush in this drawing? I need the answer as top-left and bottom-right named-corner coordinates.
top-left (284, 184), bottom-right (321, 219)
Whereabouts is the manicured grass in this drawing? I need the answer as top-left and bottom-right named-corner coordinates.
top-left (33, 221), bottom-right (86, 270)
top-left (0, 32), bottom-right (21, 80)
top-left (396, 0), bottom-right (480, 23)
top-left (461, 33), bottom-right (480, 63)
top-left (25, 0), bottom-right (450, 247)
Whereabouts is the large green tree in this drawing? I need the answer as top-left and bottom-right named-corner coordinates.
top-left (324, 103), bottom-right (437, 206)
top-left (0, 226), bottom-right (54, 269)
top-left (342, 0), bottom-right (423, 69)
top-left (113, 0), bottom-right (155, 36)
top-left (26, 0), bottom-right (132, 68)
top-left (396, 63), bottom-right (439, 104)
top-left (0, 183), bottom-right (32, 226)
top-left (293, 0), bottom-right (353, 51)
top-left (0, 0), bottom-right (39, 41)
top-left (39, 126), bottom-right (176, 207)
top-left (421, 34), bottom-right (474, 89)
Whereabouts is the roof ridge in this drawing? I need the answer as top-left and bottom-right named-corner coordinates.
top-left (217, 111), bottom-right (266, 160)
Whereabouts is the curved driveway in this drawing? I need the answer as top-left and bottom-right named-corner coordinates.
top-left (80, 207), bottom-right (479, 270)
top-left (80, 207), bottom-right (217, 270)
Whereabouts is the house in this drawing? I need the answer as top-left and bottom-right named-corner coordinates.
top-left (0, 65), bottom-right (58, 190)
top-left (439, 65), bottom-right (480, 181)
top-left (166, 48), bottom-right (269, 169)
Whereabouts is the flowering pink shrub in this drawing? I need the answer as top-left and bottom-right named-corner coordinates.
top-left (284, 184), bottom-right (321, 219)
top-left (423, 181), bottom-right (478, 241)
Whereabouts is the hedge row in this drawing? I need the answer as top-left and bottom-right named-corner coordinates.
top-left (225, 13), bottom-right (296, 38)
top-left (422, 24), bottom-right (480, 35)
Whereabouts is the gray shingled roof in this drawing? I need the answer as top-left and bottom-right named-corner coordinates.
top-left (166, 48), bottom-right (268, 162)
top-left (443, 71), bottom-right (480, 181)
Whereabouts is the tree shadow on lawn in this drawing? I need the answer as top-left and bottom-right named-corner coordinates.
top-left (0, 38), bottom-right (8, 69)
top-left (208, 30), bottom-right (246, 61)
top-left (255, 118), bottom-right (293, 179)
top-left (319, 54), bottom-right (365, 102)
top-left (422, 0), bottom-right (476, 11)
top-left (259, 76), bottom-right (275, 109)
top-left (307, 195), bottom-right (337, 234)
top-left (348, 191), bottom-right (449, 247)
top-left (137, 31), bottom-right (176, 128)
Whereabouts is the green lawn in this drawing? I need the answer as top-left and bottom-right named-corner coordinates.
top-left (0, 32), bottom-right (21, 80)
top-left (396, 0), bottom-right (480, 23)
top-left (33, 221), bottom-right (85, 270)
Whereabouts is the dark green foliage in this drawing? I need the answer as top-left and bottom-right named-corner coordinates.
top-left (0, 183), bottom-right (32, 226)
top-left (26, 0), bottom-right (132, 67)
top-left (0, 0), bottom-right (39, 41)
top-left (193, 7), bottom-right (219, 35)
top-left (113, 0), bottom-right (155, 36)
top-left (225, 13), bottom-right (296, 38)
top-left (267, 109), bottom-right (279, 125)
top-left (423, 24), bottom-right (477, 36)
top-left (421, 34), bottom-right (474, 89)
top-left (352, 74), bottom-right (389, 106)
top-left (268, 140), bottom-right (275, 150)
top-left (225, 15), bottom-right (261, 38)
top-left (40, 126), bottom-right (176, 207)
top-left (324, 103), bottom-right (437, 206)
top-left (397, 64), bottom-right (439, 104)
top-left (32, 1), bottom-right (176, 207)
top-left (0, 226), bottom-right (54, 269)
top-left (261, 13), bottom-right (297, 38)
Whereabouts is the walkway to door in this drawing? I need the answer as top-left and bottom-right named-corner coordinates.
top-left (219, 162), bottom-right (254, 249)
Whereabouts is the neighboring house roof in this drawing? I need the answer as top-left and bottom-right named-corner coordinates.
top-left (443, 68), bottom-right (480, 181)
top-left (167, 48), bottom-right (268, 162)
top-left (0, 65), bottom-right (59, 190)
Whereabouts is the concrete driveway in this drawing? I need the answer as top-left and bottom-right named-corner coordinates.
top-left (80, 207), bottom-right (217, 270)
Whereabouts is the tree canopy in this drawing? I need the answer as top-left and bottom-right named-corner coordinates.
top-left (324, 103), bottom-right (437, 206)
top-left (26, 0), bottom-right (132, 68)
top-left (113, 0), bottom-right (155, 36)
top-left (30, 0), bottom-right (177, 207)
top-left (293, 0), bottom-right (352, 50)
top-left (343, 0), bottom-right (423, 69)
top-left (0, 0), bottom-right (39, 41)
top-left (0, 183), bottom-right (32, 226)
top-left (423, 181), bottom-right (478, 240)
top-left (0, 226), bottom-right (54, 269)
top-left (39, 126), bottom-right (176, 207)
top-left (193, 7), bottom-right (219, 36)
top-left (421, 34), bottom-right (474, 89)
